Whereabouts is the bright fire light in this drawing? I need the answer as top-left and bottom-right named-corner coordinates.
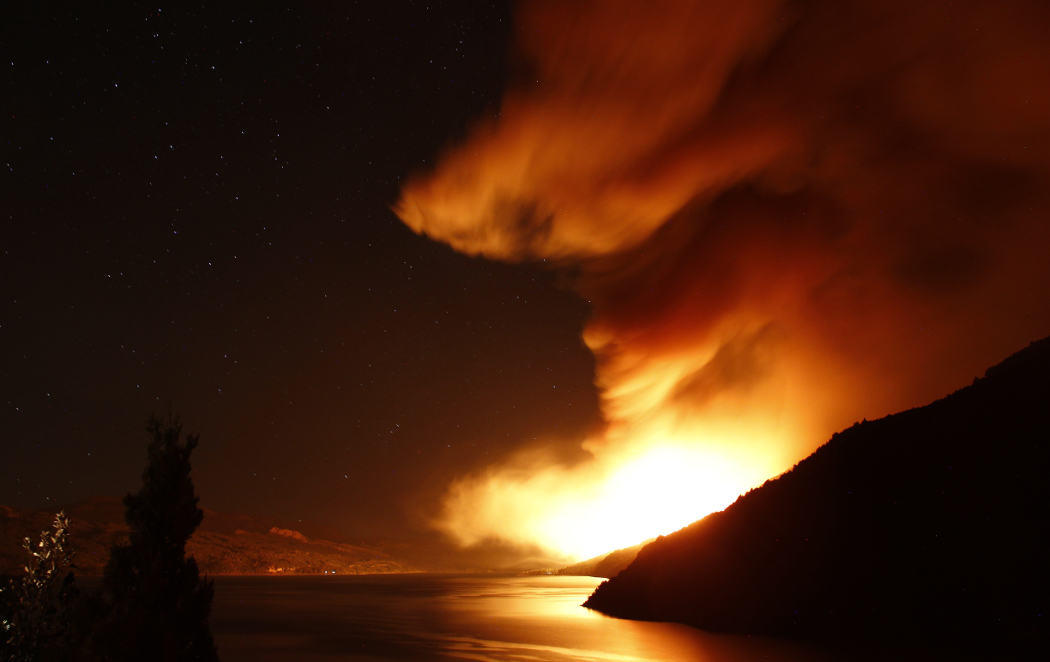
top-left (438, 423), bottom-right (790, 561)
top-left (541, 446), bottom-right (755, 559)
top-left (433, 328), bottom-right (828, 561)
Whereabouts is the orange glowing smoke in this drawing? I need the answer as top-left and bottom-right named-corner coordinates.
top-left (395, 0), bottom-right (1050, 560)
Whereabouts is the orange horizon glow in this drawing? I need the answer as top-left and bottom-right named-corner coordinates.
top-left (397, 0), bottom-right (1050, 562)
top-left (519, 444), bottom-right (771, 561)
top-left (436, 379), bottom-right (812, 561)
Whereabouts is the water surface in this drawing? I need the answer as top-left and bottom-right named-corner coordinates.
top-left (211, 574), bottom-right (835, 661)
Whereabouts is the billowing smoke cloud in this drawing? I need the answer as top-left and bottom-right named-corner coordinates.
top-left (395, 0), bottom-right (1050, 559)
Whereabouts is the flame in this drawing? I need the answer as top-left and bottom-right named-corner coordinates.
top-left (437, 330), bottom-right (831, 560)
top-left (395, 0), bottom-right (1050, 560)
top-left (450, 444), bottom-right (773, 561)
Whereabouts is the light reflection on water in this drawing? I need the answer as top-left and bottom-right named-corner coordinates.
top-left (211, 575), bottom-right (833, 661)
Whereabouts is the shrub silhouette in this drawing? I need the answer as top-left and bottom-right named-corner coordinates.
top-left (0, 512), bottom-right (78, 661)
top-left (89, 416), bottom-right (218, 661)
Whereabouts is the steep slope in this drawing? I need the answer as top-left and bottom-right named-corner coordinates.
top-left (558, 542), bottom-right (646, 578)
top-left (0, 497), bottom-right (405, 575)
top-left (585, 337), bottom-right (1050, 645)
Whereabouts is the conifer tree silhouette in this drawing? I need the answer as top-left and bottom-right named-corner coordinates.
top-left (92, 415), bottom-right (218, 661)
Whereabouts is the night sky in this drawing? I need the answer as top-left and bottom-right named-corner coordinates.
top-left (3, 3), bottom-right (600, 564)
top-left (8, 1), bottom-right (1050, 571)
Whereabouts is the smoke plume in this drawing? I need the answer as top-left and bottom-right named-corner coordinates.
top-left (395, 0), bottom-right (1050, 558)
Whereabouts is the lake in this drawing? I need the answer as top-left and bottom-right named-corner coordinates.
top-left (210, 574), bottom-right (839, 661)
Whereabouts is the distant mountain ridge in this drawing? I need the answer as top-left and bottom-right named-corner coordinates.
top-left (585, 337), bottom-right (1050, 646)
top-left (0, 496), bottom-right (405, 575)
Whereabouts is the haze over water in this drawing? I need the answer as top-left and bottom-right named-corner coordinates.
top-left (211, 575), bottom-right (835, 661)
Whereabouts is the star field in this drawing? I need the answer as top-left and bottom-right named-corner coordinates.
top-left (2, 2), bottom-right (600, 563)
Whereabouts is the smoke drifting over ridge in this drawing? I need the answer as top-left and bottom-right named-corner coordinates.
top-left (395, 0), bottom-right (1050, 558)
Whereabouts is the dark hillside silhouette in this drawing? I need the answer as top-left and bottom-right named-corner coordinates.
top-left (585, 337), bottom-right (1050, 647)
top-left (557, 542), bottom-right (645, 578)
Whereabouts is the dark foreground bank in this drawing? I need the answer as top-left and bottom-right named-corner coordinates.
top-left (586, 337), bottom-right (1050, 649)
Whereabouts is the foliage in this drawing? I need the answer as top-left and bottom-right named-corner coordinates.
top-left (0, 512), bottom-right (78, 661)
top-left (88, 415), bottom-right (218, 661)
top-left (1, 415), bottom-right (219, 661)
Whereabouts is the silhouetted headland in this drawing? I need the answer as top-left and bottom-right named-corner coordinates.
top-left (557, 542), bottom-right (645, 578)
top-left (585, 337), bottom-right (1050, 648)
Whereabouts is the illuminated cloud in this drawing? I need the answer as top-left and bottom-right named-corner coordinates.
top-left (396, 0), bottom-right (1050, 558)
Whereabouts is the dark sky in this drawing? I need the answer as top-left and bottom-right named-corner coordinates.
top-left (2, 2), bottom-right (600, 565)
top-left (10, 1), bottom-right (1050, 572)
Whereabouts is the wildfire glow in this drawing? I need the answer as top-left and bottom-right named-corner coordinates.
top-left (544, 446), bottom-right (760, 559)
top-left (441, 449), bottom-right (755, 561)
top-left (438, 397), bottom-right (799, 560)
top-left (397, 0), bottom-right (1050, 563)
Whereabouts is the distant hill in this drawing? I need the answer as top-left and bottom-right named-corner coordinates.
top-left (557, 542), bottom-right (646, 578)
top-left (585, 337), bottom-right (1050, 646)
top-left (0, 496), bottom-right (405, 575)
